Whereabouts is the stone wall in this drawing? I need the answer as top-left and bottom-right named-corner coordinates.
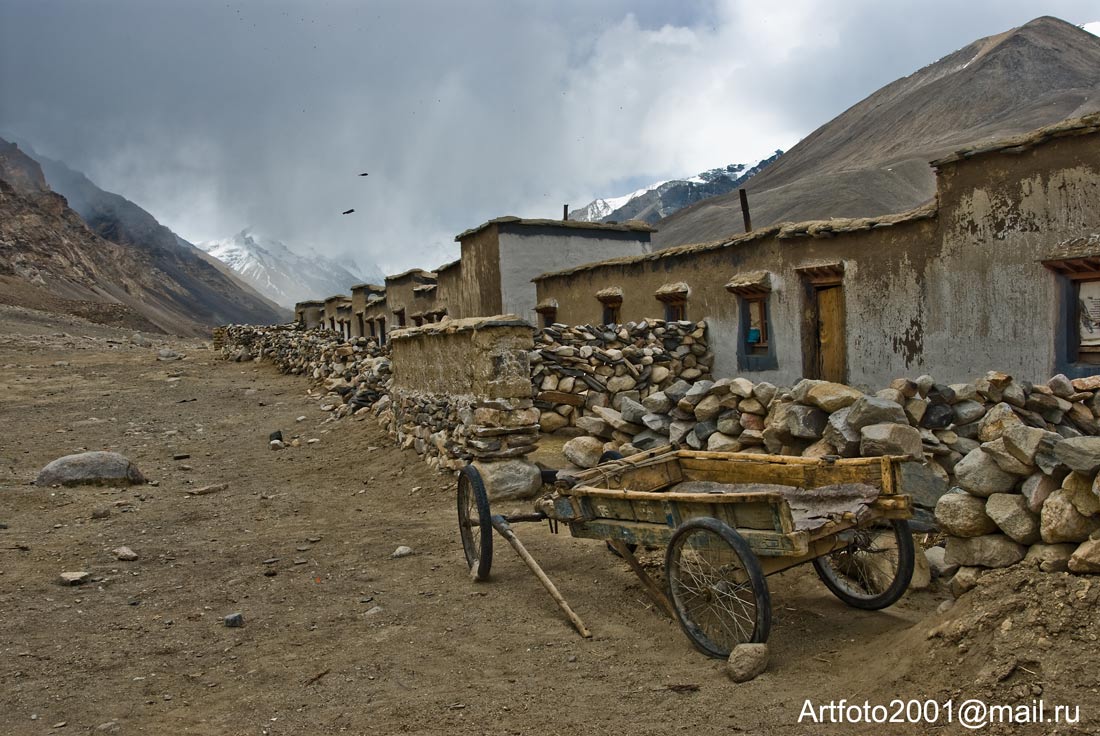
top-left (532, 319), bottom-right (711, 433)
top-left (559, 368), bottom-right (1100, 533)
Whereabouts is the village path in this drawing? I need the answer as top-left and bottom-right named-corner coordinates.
top-left (0, 306), bottom-right (951, 736)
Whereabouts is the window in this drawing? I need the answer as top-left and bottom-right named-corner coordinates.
top-left (413, 315), bottom-right (424, 327)
top-left (596, 286), bottom-right (623, 325)
top-left (655, 282), bottom-right (689, 323)
top-left (744, 296), bottom-right (769, 354)
top-left (378, 317), bottom-right (386, 345)
top-left (395, 309), bottom-right (406, 327)
top-left (664, 300), bottom-right (686, 322)
top-left (726, 270), bottom-right (777, 372)
top-left (369, 320), bottom-right (376, 338)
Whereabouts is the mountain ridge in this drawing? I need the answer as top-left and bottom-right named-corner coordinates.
top-left (652, 15), bottom-right (1100, 249)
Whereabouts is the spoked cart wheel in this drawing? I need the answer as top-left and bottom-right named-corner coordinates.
top-left (812, 519), bottom-right (914, 610)
top-left (665, 517), bottom-right (771, 659)
top-left (457, 465), bottom-right (493, 581)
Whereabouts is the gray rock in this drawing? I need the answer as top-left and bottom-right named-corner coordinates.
top-left (35, 452), bottom-right (146, 487)
top-left (726, 643), bottom-right (768, 683)
top-left (980, 438), bottom-right (1033, 475)
top-left (619, 397), bottom-right (647, 425)
top-left (694, 420), bottom-right (718, 442)
top-left (539, 411), bottom-right (569, 433)
top-left (752, 382), bottom-right (777, 407)
top-left (784, 404), bottom-right (827, 439)
top-left (944, 534), bottom-right (1026, 568)
top-left (1021, 472), bottom-right (1059, 513)
top-left (471, 460), bottom-right (542, 502)
top-left (921, 403), bottom-right (956, 430)
top-left (898, 461), bottom-right (948, 509)
top-left (949, 566), bottom-right (983, 597)
top-left (632, 431), bottom-right (668, 451)
top-left (1039, 489), bottom-right (1100, 543)
top-left (641, 391), bottom-right (671, 414)
top-left (859, 423), bottom-right (922, 459)
top-left (790, 378), bottom-right (825, 403)
top-left (984, 493), bottom-right (1040, 545)
top-left (707, 432), bottom-right (742, 452)
top-left (1068, 538), bottom-right (1100, 573)
top-left (845, 396), bottom-right (907, 431)
top-left (1048, 373), bottom-right (1075, 398)
top-left (669, 420), bottom-right (693, 446)
top-left (952, 400), bottom-right (987, 425)
top-left (563, 436), bottom-right (605, 469)
top-left (663, 380), bottom-right (692, 405)
top-left (680, 380), bottom-right (714, 406)
top-left (59, 571), bottom-right (90, 586)
top-left (953, 448), bottom-right (1018, 496)
top-left (823, 407), bottom-right (861, 457)
top-left (716, 410), bottom-right (742, 436)
top-left (1022, 543), bottom-right (1076, 573)
top-left (224, 612), bottom-right (245, 627)
top-left (113, 546), bottom-right (139, 561)
top-left (1053, 436), bottom-right (1100, 474)
top-left (693, 394), bottom-right (723, 422)
top-left (935, 491), bottom-right (998, 537)
top-left (977, 403), bottom-right (1023, 442)
top-left (642, 413), bottom-right (672, 433)
top-left (391, 545), bottom-right (414, 558)
top-left (728, 377), bottom-right (756, 398)
top-left (924, 546), bottom-right (958, 579)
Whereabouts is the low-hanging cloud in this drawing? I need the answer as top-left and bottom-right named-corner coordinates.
top-left (1, 0), bottom-right (1097, 275)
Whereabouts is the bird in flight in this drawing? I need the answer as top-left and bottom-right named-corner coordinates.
top-left (342, 208), bottom-right (355, 215)
top-left (358, 172), bottom-right (369, 177)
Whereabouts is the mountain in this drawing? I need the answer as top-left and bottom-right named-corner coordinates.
top-left (0, 138), bottom-right (288, 334)
top-left (198, 230), bottom-right (381, 309)
top-left (569, 152), bottom-right (782, 225)
top-left (652, 16), bottom-right (1100, 248)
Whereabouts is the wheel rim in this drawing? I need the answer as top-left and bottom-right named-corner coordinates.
top-left (668, 526), bottom-right (760, 653)
top-left (458, 476), bottom-right (481, 570)
top-left (817, 524), bottom-right (900, 599)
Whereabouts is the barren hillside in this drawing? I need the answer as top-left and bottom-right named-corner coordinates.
top-left (654, 16), bottom-right (1100, 248)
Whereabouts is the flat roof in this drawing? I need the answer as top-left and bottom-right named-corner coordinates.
top-left (455, 216), bottom-right (656, 242)
top-left (350, 283), bottom-right (386, 292)
top-left (434, 258), bottom-right (461, 274)
top-left (533, 202), bottom-right (936, 281)
top-left (385, 268), bottom-right (436, 283)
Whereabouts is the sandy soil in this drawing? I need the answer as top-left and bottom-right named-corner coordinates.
top-left (7, 305), bottom-right (1088, 736)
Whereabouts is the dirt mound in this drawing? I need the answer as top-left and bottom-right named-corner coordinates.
top-left (853, 565), bottom-right (1099, 731)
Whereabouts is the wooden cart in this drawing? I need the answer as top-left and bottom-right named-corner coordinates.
top-left (457, 447), bottom-right (914, 659)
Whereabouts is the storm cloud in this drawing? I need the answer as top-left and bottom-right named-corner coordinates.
top-left (2, 0), bottom-right (1097, 274)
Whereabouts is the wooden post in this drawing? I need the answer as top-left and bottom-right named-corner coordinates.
top-left (490, 515), bottom-right (592, 638)
top-left (739, 188), bottom-right (752, 232)
top-left (563, 204), bottom-right (569, 221)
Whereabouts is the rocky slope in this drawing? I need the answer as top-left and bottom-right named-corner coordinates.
top-left (199, 230), bottom-right (380, 309)
top-left (570, 153), bottom-right (782, 226)
top-left (654, 16), bottom-right (1100, 248)
top-left (0, 138), bottom-right (287, 334)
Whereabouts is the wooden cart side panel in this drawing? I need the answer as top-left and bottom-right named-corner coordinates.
top-left (572, 460), bottom-right (684, 492)
top-left (677, 456), bottom-right (883, 488)
top-left (568, 518), bottom-right (809, 557)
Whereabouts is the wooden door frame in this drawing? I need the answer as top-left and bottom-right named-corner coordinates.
top-left (798, 265), bottom-right (846, 381)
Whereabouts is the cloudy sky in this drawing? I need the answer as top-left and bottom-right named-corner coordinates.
top-left (1, 1), bottom-right (1098, 276)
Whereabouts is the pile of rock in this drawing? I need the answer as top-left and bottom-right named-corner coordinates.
top-left (935, 430), bottom-right (1100, 582)
top-left (372, 393), bottom-right (540, 473)
top-left (532, 320), bottom-right (711, 433)
top-left (564, 371), bottom-right (1100, 529)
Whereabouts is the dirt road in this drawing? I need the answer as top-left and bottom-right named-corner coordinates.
top-left (0, 307), bottom-right (969, 735)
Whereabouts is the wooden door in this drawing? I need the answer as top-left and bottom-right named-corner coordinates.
top-left (815, 285), bottom-right (846, 383)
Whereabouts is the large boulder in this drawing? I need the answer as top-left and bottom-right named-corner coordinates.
top-left (1002, 425), bottom-right (1058, 466)
top-left (562, 436), bottom-right (605, 469)
top-left (641, 391), bottom-right (671, 414)
top-left (1022, 543), bottom-right (1076, 572)
top-left (34, 452), bottom-right (146, 487)
top-left (1054, 437), bottom-right (1100, 474)
top-left (1068, 538), bottom-right (1100, 573)
top-left (1040, 489), bottom-right (1100, 544)
top-left (845, 396), bottom-right (907, 431)
top-left (984, 493), bottom-right (1041, 545)
top-left (1020, 472), bottom-right (1058, 513)
top-left (898, 461), bottom-right (948, 509)
top-left (619, 397), bottom-right (648, 425)
top-left (944, 534), bottom-right (1027, 568)
top-left (803, 382), bottom-right (863, 413)
top-left (977, 403), bottom-right (1023, 442)
top-left (953, 448), bottom-right (1019, 496)
top-left (783, 404), bottom-right (827, 439)
top-left (823, 407), bottom-right (861, 457)
top-left (935, 491), bottom-right (998, 537)
top-left (472, 460), bottom-right (542, 502)
top-left (980, 438), bottom-right (1034, 476)
top-left (859, 423), bottom-right (922, 460)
